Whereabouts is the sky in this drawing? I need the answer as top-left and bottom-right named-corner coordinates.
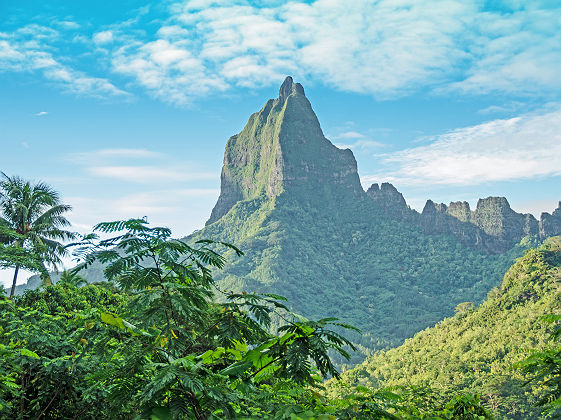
top-left (1, 0), bottom-right (561, 286)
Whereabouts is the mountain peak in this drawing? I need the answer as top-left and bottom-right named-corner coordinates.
top-left (279, 76), bottom-right (305, 101)
top-left (206, 77), bottom-right (362, 225)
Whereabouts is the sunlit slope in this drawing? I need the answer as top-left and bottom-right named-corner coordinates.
top-left (332, 237), bottom-right (561, 418)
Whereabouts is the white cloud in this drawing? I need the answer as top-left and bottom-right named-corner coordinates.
top-left (0, 25), bottom-right (128, 98)
top-left (87, 165), bottom-right (216, 183)
top-left (2, 1), bottom-right (561, 104)
top-left (57, 21), bottom-right (80, 30)
top-left (93, 30), bottom-right (114, 44)
top-left (111, 37), bottom-right (228, 104)
top-left (97, 0), bottom-right (561, 104)
top-left (34, 111), bottom-right (48, 116)
top-left (363, 107), bottom-right (561, 186)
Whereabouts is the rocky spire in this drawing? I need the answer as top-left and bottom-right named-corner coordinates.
top-left (278, 76), bottom-right (305, 101)
top-left (207, 77), bottom-right (363, 225)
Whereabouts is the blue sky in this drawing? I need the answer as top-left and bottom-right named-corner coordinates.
top-left (1, 0), bottom-right (561, 286)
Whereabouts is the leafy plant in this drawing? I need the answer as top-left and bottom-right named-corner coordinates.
top-left (68, 218), bottom-right (360, 418)
top-left (0, 173), bottom-right (76, 298)
top-left (517, 314), bottom-right (561, 418)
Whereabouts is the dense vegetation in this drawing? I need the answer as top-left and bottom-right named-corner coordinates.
top-left (194, 193), bottom-right (527, 362)
top-left (185, 79), bottom-right (534, 363)
top-left (331, 236), bottom-right (561, 418)
top-left (0, 218), bottom-right (499, 419)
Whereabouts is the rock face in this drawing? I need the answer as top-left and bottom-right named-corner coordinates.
top-left (365, 184), bottom-right (558, 253)
top-left (472, 197), bottom-right (538, 240)
top-left (366, 183), bottom-right (417, 223)
top-left (207, 76), bottom-right (363, 225)
top-left (540, 202), bottom-right (561, 238)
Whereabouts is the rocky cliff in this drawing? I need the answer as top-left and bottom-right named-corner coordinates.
top-left (366, 183), bottom-right (558, 253)
top-left (540, 202), bottom-right (561, 238)
top-left (207, 76), bottom-right (362, 225)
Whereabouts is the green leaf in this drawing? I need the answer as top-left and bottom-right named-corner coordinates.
top-left (18, 348), bottom-right (40, 359)
top-left (220, 361), bottom-right (252, 377)
top-left (100, 312), bottom-right (125, 329)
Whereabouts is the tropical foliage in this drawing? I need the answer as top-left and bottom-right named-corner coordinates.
top-left (332, 236), bottom-right (561, 419)
top-left (0, 218), bottom-right (360, 418)
top-left (194, 193), bottom-right (527, 363)
top-left (0, 173), bottom-right (75, 297)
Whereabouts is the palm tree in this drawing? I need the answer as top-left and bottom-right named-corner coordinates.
top-left (58, 270), bottom-right (87, 287)
top-left (0, 173), bottom-right (76, 298)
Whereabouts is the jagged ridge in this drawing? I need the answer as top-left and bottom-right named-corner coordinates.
top-left (367, 182), bottom-right (561, 253)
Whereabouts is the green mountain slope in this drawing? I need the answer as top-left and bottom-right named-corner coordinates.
top-left (333, 237), bottom-right (561, 418)
top-left (188, 77), bottom-right (539, 359)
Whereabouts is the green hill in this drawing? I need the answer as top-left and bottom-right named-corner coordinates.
top-left (187, 77), bottom-right (560, 360)
top-left (331, 236), bottom-right (561, 418)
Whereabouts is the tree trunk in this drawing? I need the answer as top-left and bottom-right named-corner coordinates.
top-left (9, 264), bottom-right (19, 299)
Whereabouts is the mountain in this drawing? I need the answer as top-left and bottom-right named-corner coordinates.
top-left (367, 183), bottom-right (561, 253)
top-left (10, 77), bottom-right (560, 363)
top-left (187, 77), bottom-right (559, 359)
top-left (331, 236), bottom-right (561, 419)
top-left (207, 76), bottom-right (363, 225)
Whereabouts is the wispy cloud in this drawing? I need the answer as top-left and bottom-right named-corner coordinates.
top-left (331, 131), bottom-right (367, 140)
top-left (2, 1), bottom-right (560, 104)
top-left (34, 111), bottom-right (48, 116)
top-left (56, 20), bottom-right (80, 30)
top-left (363, 107), bottom-right (561, 186)
top-left (68, 148), bottom-right (164, 164)
top-left (0, 25), bottom-right (128, 98)
top-left (87, 165), bottom-right (216, 183)
top-left (67, 148), bottom-right (217, 183)
top-left (331, 131), bottom-right (386, 151)
top-left (478, 102), bottom-right (525, 115)
top-left (112, 189), bottom-right (219, 214)
top-left (93, 30), bottom-right (114, 45)
top-left (64, 147), bottom-right (214, 183)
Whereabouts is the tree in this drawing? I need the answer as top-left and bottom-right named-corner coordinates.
top-left (518, 314), bottom-right (561, 418)
top-left (57, 269), bottom-right (87, 287)
top-left (0, 173), bottom-right (76, 298)
top-left (71, 218), bottom-right (360, 418)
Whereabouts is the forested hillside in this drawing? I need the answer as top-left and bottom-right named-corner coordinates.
top-left (10, 78), bottom-right (561, 369)
top-left (0, 219), bottom-right (501, 419)
top-left (331, 236), bottom-right (561, 418)
top-left (196, 192), bottom-right (526, 359)
top-left (187, 77), bottom-right (554, 359)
